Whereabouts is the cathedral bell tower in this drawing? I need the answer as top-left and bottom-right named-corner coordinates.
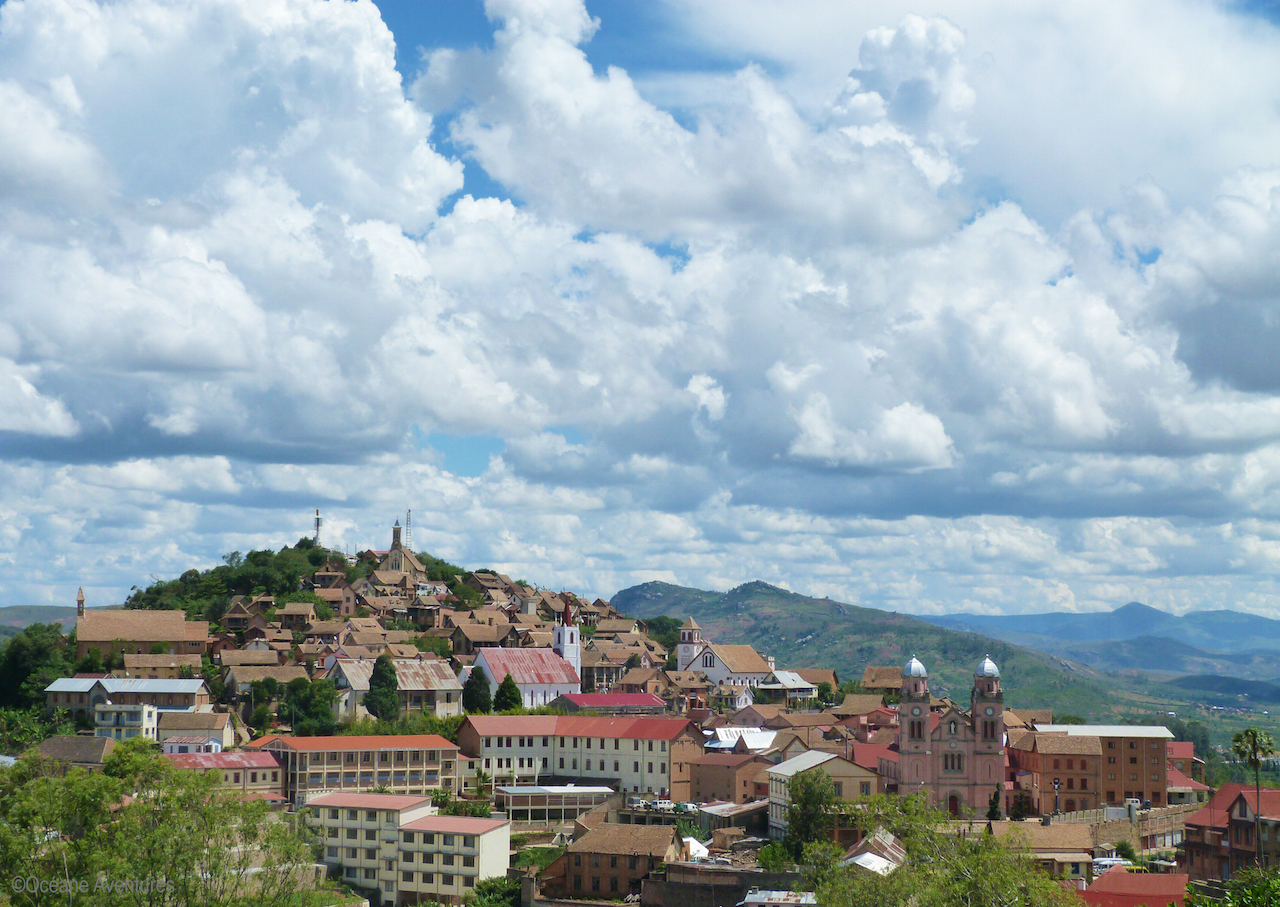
top-left (898, 656), bottom-right (931, 794)
top-left (677, 618), bottom-right (704, 671)
top-left (553, 603), bottom-right (581, 678)
top-left (971, 655), bottom-right (1006, 816)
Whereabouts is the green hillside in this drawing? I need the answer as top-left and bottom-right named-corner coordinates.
top-left (613, 580), bottom-right (1123, 720)
top-left (0, 606), bottom-right (79, 629)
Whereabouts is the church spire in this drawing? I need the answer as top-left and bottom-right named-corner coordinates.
top-left (76, 587), bottom-right (85, 618)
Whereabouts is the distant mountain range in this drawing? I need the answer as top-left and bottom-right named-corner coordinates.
top-left (919, 602), bottom-right (1280, 681)
top-left (0, 605), bottom-right (80, 631)
top-left (612, 580), bottom-right (1120, 719)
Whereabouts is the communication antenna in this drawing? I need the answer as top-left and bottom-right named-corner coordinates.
top-left (314, 508), bottom-right (322, 545)
top-left (404, 509), bottom-right (412, 549)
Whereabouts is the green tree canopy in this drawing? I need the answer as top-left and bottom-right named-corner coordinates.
top-left (785, 769), bottom-right (840, 858)
top-left (463, 668), bottom-right (492, 714)
top-left (363, 654), bottom-right (401, 721)
top-left (493, 673), bottom-right (523, 712)
top-left (0, 623), bottom-right (75, 710)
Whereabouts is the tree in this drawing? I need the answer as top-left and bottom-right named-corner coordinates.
top-left (463, 668), bottom-right (492, 714)
top-left (752, 685), bottom-right (773, 705)
top-left (811, 794), bottom-right (1079, 907)
top-left (1233, 727), bottom-right (1277, 867)
top-left (816, 681), bottom-right (836, 706)
top-left (363, 654), bottom-right (401, 721)
top-left (785, 769), bottom-right (840, 858)
top-left (756, 841), bottom-right (793, 872)
top-left (472, 768), bottom-right (492, 798)
top-left (987, 787), bottom-right (1002, 821)
top-left (493, 673), bottom-right (523, 712)
top-left (0, 623), bottom-right (75, 710)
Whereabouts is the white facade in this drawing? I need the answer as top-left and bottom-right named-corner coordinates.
top-left (310, 794), bottom-right (509, 907)
top-left (553, 616), bottom-right (581, 676)
top-left (94, 703), bottom-right (158, 741)
top-left (472, 649), bottom-right (580, 709)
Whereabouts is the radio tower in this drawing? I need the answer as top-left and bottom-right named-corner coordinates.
top-left (404, 509), bottom-right (412, 550)
top-left (314, 509), bottom-right (322, 545)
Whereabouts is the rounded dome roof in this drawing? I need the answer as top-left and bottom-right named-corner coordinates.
top-left (903, 656), bottom-right (928, 678)
top-left (975, 655), bottom-right (1000, 677)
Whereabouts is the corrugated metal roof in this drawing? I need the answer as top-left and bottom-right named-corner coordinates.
top-left (1036, 725), bottom-right (1173, 738)
top-left (164, 751), bottom-right (280, 771)
top-left (45, 678), bottom-right (207, 694)
top-left (476, 648), bottom-right (579, 686)
top-left (334, 659), bottom-right (462, 693)
top-left (769, 750), bottom-right (838, 777)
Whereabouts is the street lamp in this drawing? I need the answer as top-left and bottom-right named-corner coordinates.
top-left (1053, 778), bottom-right (1061, 815)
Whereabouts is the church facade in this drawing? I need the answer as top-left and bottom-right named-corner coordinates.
top-left (896, 655), bottom-right (1006, 817)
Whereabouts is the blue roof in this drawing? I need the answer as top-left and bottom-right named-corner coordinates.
top-left (45, 678), bottom-right (206, 694)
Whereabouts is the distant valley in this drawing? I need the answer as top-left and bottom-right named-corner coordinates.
top-left (920, 602), bottom-right (1280, 682)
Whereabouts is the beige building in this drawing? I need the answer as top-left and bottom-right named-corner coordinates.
top-left (156, 710), bottom-right (235, 751)
top-left (690, 753), bottom-right (774, 804)
top-left (164, 750), bottom-right (285, 801)
top-left (75, 605), bottom-right (209, 660)
top-left (121, 653), bottom-right (203, 679)
top-left (329, 658), bottom-right (463, 720)
top-left (541, 823), bottom-right (685, 900)
top-left (308, 792), bottom-right (510, 906)
top-left (1036, 724), bottom-right (1174, 807)
top-left (768, 751), bottom-right (877, 840)
top-left (249, 734), bottom-right (461, 807)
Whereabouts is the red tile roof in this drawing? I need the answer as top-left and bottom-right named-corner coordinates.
top-left (1167, 741), bottom-right (1195, 760)
top-left (477, 648), bottom-right (579, 685)
top-left (305, 792), bottom-right (434, 810)
top-left (1166, 765), bottom-right (1209, 792)
top-left (1081, 867), bottom-right (1187, 907)
top-left (401, 815), bottom-right (509, 834)
top-left (463, 714), bottom-right (696, 741)
top-left (562, 693), bottom-right (664, 708)
top-left (164, 751), bottom-right (279, 771)
top-left (247, 734), bottom-right (458, 752)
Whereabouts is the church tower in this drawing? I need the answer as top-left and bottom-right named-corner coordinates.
top-left (898, 656), bottom-right (932, 795)
top-left (553, 602), bottom-right (581, 677)
top-left (76, 587), bottom-right (85, 619)
top-left (677, 617), bottom-right (704, 671)
top-left (970, 655), bottom-right (1006, 815)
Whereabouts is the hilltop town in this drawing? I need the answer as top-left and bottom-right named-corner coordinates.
top-left (1, 527), bottom-right (1268, 907)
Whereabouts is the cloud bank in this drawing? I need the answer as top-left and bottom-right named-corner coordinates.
top-left (2, 0), bottom-right (1280, 617)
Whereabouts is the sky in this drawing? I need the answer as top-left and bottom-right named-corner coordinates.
top-left (3, 0), bottom-right (1280, 617)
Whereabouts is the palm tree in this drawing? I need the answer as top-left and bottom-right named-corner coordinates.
top-left (472, 768), bottom-right (492, 799)
top-left (1232, 727), bottom-right (1276, 867)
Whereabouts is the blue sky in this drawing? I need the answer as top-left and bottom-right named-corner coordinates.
top-left (3, 0), bottom-right (1280, 617)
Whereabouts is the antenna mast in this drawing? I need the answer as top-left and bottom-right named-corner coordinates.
top-left (314, 508), bottom-right (322, 545)
top-left (404, 509), bottom-right (412, 549)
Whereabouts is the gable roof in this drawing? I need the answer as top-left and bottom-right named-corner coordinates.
top-left (476, 647), bottom-right (579, 686)
top-left (157, 711), bottom-right (229, 731)
top-left (861, 666), bottom-right (904, 688)
top-left (1034, 733), bottom-right (1102, 756)
top-left (568, 823), bottom-right (681, 858)
top-left (122, 654), bottom-right (203, 669)
top-left (77, 609), bottom-right (204, 643)
top-left (707, 644), bottom-right (771, 674)
top-left (164, 751), bottom-right (280, 771)
top-left (831, 694), bottom-right (887, 717)
top-left (1081, 867), bottom-right (1188, 907)
top-left (36, 735), bottom-right (116, 764)
top-left (770, 750), bottom-right (839, 777)
top-left (333, 659), bottom-right (462, 693)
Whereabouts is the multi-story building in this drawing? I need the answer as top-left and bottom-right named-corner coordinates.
top-left (73, 594), bottom-right (209, 660)
top-left (46, 677), bottom-right (212, 722)
top-left (94, 702), bottom-right (158, 741)
top-left (121, 653), bottom-right (203, 679)
top-left (1035, 724), bottom-right (1174, 806)
top-left (248, 734), bottom-right (460, 807)
top-left (540, 823), bottom-right (685, 899)
top-left (690, 753), bottom-right (773, 804)
top-left (471, 647), bottom-right (579, 710)
top-left (1181, 783), bottom-right (1280, 880)
top-left (1007, 732), bottom-right (1103, 814)
top-left (329, 658), bottom-right (463, 720)
top-left (767, 751), bottom-right (877, 840)
top-left (308, 792), bottom-right (510, 906)
top-left (163, 750), bottom-right (285, 800)
top-left (674, 619), bottom-right (772, 687)
top-left (456, 715), bottom-right (703, 799)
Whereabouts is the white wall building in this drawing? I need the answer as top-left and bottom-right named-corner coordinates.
top-left (472, 647), bottom-right (579, 709)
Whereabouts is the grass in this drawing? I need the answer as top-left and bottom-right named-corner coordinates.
top-left (514, 845), bottom-right (566, 870)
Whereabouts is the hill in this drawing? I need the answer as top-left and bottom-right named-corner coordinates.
top-left (0, 606), bottom-right (80, 631)
top-left (612, 580), bottom-right (1121, 720)
top-left (924, 601), bottom-right (1280, 654)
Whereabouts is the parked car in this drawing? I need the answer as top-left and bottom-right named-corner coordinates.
top-left (675, 802), bottom-right (699, 814)
top-left (652, 798), bottom-right (674, 811)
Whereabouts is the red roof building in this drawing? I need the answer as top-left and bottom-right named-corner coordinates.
top-left (473, 647), bottom-right (580, 709)
top-left (555, 693), bottom-right (666, 715)
top-left (1080, 866), bottom-right (1188, 907)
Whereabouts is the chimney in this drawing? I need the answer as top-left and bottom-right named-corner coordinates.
top-left (766, 655), bottom-right (775, 671)
top-left (76, 587), bottom-right (85, 618)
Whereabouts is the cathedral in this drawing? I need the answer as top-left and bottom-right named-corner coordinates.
top-left (896, 654), bottom-right (1006, 817)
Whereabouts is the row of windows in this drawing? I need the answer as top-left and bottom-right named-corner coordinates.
top-left (399, 852), bottom-right (475, 867)
top-left (484, 736), bottom-right (666, 752)
top-left (573, 875), bottom-right (624, 892)
top-left (484, 756), bottom-right (666, 775)
top-left (224, 770), bottom-right (278, 784)
top-left (299, 750), bottom-right (441, 766)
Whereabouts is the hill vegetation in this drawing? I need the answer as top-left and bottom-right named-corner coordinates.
top-left (613, 580), bottom-right (1121, 719)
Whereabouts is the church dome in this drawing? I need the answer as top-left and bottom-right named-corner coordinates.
top-left (975, 655), bottom-right (1000, 677)
top-left (903, 656), bottom-right (928, 678)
